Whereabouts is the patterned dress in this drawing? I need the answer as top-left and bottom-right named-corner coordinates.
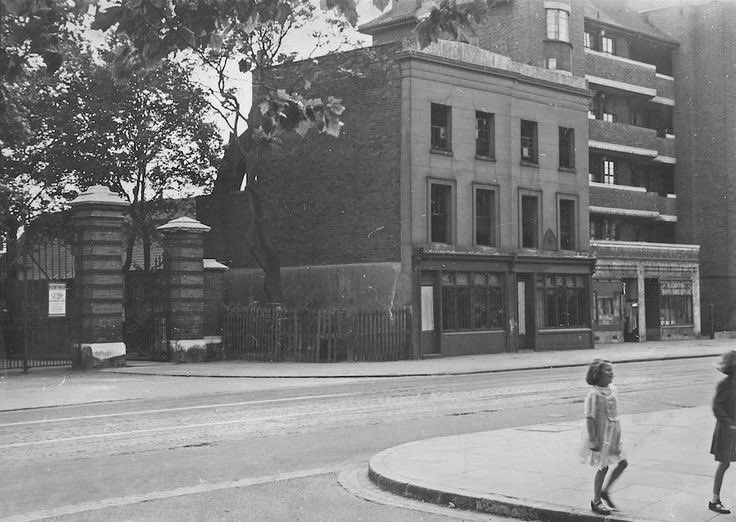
top-left (711, 376), bottom-right (736, 462)
top-left (579, 384), bottom-right (626, 469)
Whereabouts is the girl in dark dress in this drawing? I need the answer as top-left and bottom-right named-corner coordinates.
top-left (710, 350), bottom-right (736, 514)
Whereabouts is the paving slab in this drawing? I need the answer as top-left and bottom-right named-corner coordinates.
top-left (369, 406), bottom-right (731, 521)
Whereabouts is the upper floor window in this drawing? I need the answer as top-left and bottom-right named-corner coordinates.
top-left (546, 9), bottom-right (569, 42)
top-left (559, 127), bottom-right (575, 169)
top-left (590, 216), bottom-right (620, 240)
top-left (475, 111), bottom-right (495, 158)
top-left (431, 103), bottom-right (451, 151)
top-left (521, 120), bottom-right (538, 163)
top-left (475, 187), bottom-right (496, 247)
top-left (603, 111), bottom-right (616, 123)
top-left (601, 35), bottom-right (615, 55)
top-left (546, 57), bottom-right (557, 71)
top-left (584, 31), bottom-right (593, 49)
top-left (430, 182), bottom-right (453, 243)
top-left (559, 199), bottom-right (576, 250)
top-left (521, 194), bottom-right (539, 248)
top-left (603, 159), bottom-right (616, 184)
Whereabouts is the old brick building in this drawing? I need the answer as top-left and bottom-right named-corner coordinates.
top-left (212, 0), bottom-right (736, 355)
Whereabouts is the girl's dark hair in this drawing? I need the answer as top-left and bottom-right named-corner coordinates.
top-left (719, 351), bottom-right (736, 375)
top-left (586, 359), bottom-right (611, 385)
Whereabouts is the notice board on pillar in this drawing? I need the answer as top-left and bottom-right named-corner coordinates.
top-left (48, 283), bottom-right (66, 317)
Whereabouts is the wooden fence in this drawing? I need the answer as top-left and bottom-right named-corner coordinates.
top-left (222, 304), bottom-right (412, 362)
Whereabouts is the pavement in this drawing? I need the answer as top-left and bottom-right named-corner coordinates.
top-left (3, 337), bottom-right (736, 521)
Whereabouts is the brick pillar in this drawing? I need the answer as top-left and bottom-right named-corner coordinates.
top-left (70, 185), bottom-right (129, 369)
top-left (157, 217), bottom-right (210, 362)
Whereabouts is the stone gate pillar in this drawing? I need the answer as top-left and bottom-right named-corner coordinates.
top-left (157, 217), bottom-right (211, 362)
top-left (70, 185), bottom-right (129, 369)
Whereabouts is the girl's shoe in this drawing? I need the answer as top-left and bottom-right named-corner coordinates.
top-left (709, 500), bottom-right (731, 514)
top-left (601, 490), bottom-right (617, 510)
top-left (591, 500), bottom-right (611, 515)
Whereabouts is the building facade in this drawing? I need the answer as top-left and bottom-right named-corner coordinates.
top-left (219, 0), bottom-right (727, 356)
top-left (361, 0), bottom-right (703, 345)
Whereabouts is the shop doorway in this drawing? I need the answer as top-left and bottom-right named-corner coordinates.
top-left (516, 274), bottom-right (535, 350)
top-left (645, 278), bottom-right (661, 341)
top-left (622, 279), bottom-right (639, 342)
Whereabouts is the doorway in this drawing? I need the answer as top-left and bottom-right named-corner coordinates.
top-left (516, 274), bottom-right (535, 350)
top-left (622, 279), bottom-right (639, 342)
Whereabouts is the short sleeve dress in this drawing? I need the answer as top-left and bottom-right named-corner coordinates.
top-left (579, 384), bottom-right (626, 469)
top-left (711, 376), bottom-right (736, 462)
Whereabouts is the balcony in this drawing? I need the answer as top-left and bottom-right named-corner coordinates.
top-left (589, 183), bottom-right (676, 218)
top-left (589, 119), bottom-right (675, 161)
top-left (655, 73), bottom-right (674, 102)
top-left (585, 50), bottom-right (657, 96)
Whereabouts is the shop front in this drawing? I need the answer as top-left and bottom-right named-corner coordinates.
top-left (591, 241), bottom-right (700, 343)
top-left (414, 249), bottom-right (596, 356)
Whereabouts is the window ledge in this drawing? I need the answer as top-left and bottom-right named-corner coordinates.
top-left (430, 148), bottom-right (453, 156)
top-left (520, 160), bottom-right (539, 168)
top-left (558, 167), bottom-right (576, 173)
top-left (543, 38), bottom-right (572, 47)
top-left (475, 155), bottom-right (496, 162)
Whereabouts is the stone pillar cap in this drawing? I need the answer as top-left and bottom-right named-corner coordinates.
top-left (204, 259), bottom-right (229, 270)
top-left (69, 185), bottom-right (130, 207)
top-left (157, 216), bottom-right (211, 234)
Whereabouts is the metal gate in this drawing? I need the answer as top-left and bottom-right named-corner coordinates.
top-left (124, 269), bottom-right (168, 360)
top-left (0, 241), bottom-right (75, 371)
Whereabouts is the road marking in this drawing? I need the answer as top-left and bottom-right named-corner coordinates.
top-left (0, 403), bottom-right (394, 448)
top-left (1, 466), bottom-right (343, 522)
top-left (0, 391), bottom-right (368, 428)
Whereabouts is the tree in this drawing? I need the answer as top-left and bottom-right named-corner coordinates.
top-left (23, 44), bottom-right (223, 271)
top-left (3, 0), bottom-right (503, 301)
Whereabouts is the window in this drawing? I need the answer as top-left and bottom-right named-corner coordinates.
top-left (546, 9), bottom-right (569, 42)
top-left (520, 120), bottom-right (538, 163)
top-left (603, 159), bottom-right (616, 184)
top-left (546, 57), bottom-right (557, 70)
top-left (602, 111), bottom-right (616, 123)
top-left (601, 35), bottom-right (615, 55)
top-left (558, 127), bottom-right (575, 169)
top-left (521, 194), bottom-right (539, 248)
top-left (584, 31), bottom-right (593, 49)
top-left (431, 103), bottom-right (451, 151)
top-left (536, 274), bottom-right (589, 328)
top-left (660, 281), bottom-right (693, 326)
top-left (590, 216), bottom-right (620, 240)
top-left (475, 111), bottom-right (494, 158)
top-left (631, 107), bottom-right (644, 127)
top-left (430, 183), bottom-right (452, 243)
top-left (475, 187), bottom-right (496, 247)
top-left (441, 272), bottom-right (504, 331)
top-left (559, 199), bottom-right (576, 250)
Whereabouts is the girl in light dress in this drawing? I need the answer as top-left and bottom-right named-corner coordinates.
top-left (579, 359), bottom-right (628, 516)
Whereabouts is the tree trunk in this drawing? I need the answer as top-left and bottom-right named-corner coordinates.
top-left (210, 131), bottom-right (283, 303)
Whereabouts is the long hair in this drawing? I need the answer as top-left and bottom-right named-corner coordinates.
top-left (586, 358), bottom-right (611, 385)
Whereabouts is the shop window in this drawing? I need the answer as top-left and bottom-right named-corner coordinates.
top-left (536, 274), bottom-right (589, 328)
top-left (559, 127), bottom-right (575, 169)
top-left (521, 120), bottom-right (538, 163)
top-left (660, 281), bottom-right (694, 326)
top-left (475, 111), bottom-right (495, 158)
top-left (430, 182), bottom-right (452, 243)
top-left (595, 293), bottom-right (621, 326)
top-left (475, 187), bottom-right (496, 247)
top-left (441, 272), bottom-right (504, 331)
top-left (559, 199), bottom-right (576, 250)
top-left (521, 194), bottom-right (539, 248)
top-left (431, 103), bottom-right (451, 151)
top-left (546, 9), bottom-right (569, 42)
